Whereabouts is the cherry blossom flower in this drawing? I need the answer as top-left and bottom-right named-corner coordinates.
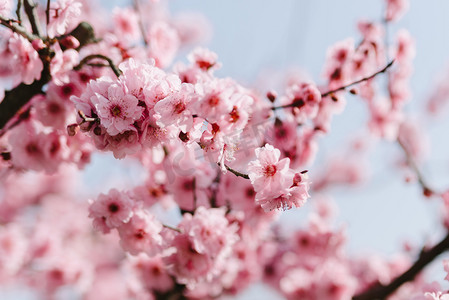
top-left (112, 7), bottom-right (140, 44)
top-left (88, 189), bottom-right (135, 234)
top-left (147, 21), bottom-right (180, 68)
top-left (8, 33), bottom-right (43, 85)
top-left (47, 0), bottom-right (83, 38)
top-left (0, 0), bottom-right (12, 17)
top-left (178, 206), bottom-right (239, 258)
top-left (248, 144), bottom-right (293, 200)
top-left (385, 0), bottom-right (409, 22)
top-left (154, 83), bottom-right (196, 132)
top-left (91, 81), bottom-right (144, 136)
top-left (129, 254), bottom-right (174, 293)
top-left (257, 173), bottom-right (310, 212)
top-left (117, 210), bottom-right (163, 256)
top-left (188, 47), bottom-right (221, 71)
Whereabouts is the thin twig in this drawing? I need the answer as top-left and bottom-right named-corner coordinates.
top-left (23, 0), bottom-right (42, 37)
top-left (0, 16), bottom-right (39, 42)
top-left (397, 138), bottom-right (435, 196)
top-left (16, 0), bottom-right (23, 24)
top-left (272, 60), bottom-right (395, 111)
top-left (133, 0), bottom-right (148, 45)
top-left (221, 164), bottom-right (250, 179)
top-left (353, 232), bottom-right (449, 300)
top-left (46, 0), bottom-right (50, 26)
top-left (74, 54), bottom-right (122, 77)
top-left (321, 60), bottom-right (394, 97)
top-left (162, 224), bottom-right (182, 233)
top-left (78, 110), bottom-right (97, 123)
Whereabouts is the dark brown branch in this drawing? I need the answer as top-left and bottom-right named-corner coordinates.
top-left (0, 62), bottom-right (51, 130)
top-left (272, 60), bottom-right (394, 111)
top-left (322, 60), bottom-right (394, 97)
top-left (353, 232), bottom-right (449, 300)
top-left (74, 54), bottom-right (122, 78)
top-left (397, 138), bottom-right (435, 196)
top-left (0, 16), bottom-right (39, 42)
top-left (46, 0), bottom-right (50, 26)
top-left (222, 164), bottom-right (250, 179)
top-left (16, 0), bottom-right (23, 24)
top-left (23, 0), bottom-right (42, 37)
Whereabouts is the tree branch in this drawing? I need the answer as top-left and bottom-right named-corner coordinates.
top-left (353, 232), bottom-right (449, 300)
top-left (0, 62), bottom-right (51, 130)
top-left (272, 60), bottom-right (395, 111)
top-left (46, 0), bottom-right (50, 26)
top-left (0, 16), bottom-right (39, 42)
top-left (133, 0), bottom-right (148, 45)
top-left (23, 0), bottom-right (42, 37)
top-left (222, 164), bottom-right (250, 179)
top-left (321, 60), bottom-right (394, 97)
top-left (74, 54), bottom-right (122, 78)
top-left (397, 138), bottom-right (435, 196)
top-left (16, 0), bottom-right (23, 24)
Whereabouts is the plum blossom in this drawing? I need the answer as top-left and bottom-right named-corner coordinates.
top-left (117, 210), bottom-right (163, 256)
top-left (91, 82), bottom-right (144, 136)
top-left (8, 33), bottom-right (43, 85)
top-left (188, 47), bottom-right (221, 71)
top-left (178, 206), bottom-right (239, 258)
top-left (47, 0), bottom-right (83, 38)
top-left (257, 172), bottom-right (310, 212)
top-left (147, 21), bottom-right (180, 68)
top-left (0, 0), bottom-right (12, 17)
top-left (165, 207), bottom-right (239, 287)
top-left (154, 83), bottom-right (196, 132)
top-left (88, 189), bottom-right (135, 234)
top-left (129, 254), bottom-right (174, 293)
top-left (385, 0), bottom-right (409, 22)
top-left (112, 7), bottom-right (140, 44)
top-left (248, 144), bottom-right (293, 200)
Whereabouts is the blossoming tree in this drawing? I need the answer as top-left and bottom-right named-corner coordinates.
top-left (1, 0), bottom-right (449, 299)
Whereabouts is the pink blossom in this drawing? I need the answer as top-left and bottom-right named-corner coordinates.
top-left (0, 0), bottom-right (13, 17)
top-left (283, 82), bottom-right (322, 124)
top-left (179, 206), bottom-right (239, 258)
top-left (47, 0), bottom-right (82, 38)
top-left (50, 43), bottom-right (79, 85)
top-left (8, 121), bottom-right (69, 173)
top-left (188, 47), bottom-right (221, 71)
top-left (257, 173), bottom-right (310, 212)
top-left (385, 0), bottom-right (409, 22)
top-left (8, 33), bottom-right (43, 85)
top-left (444, 259), bottom-right (449, 282)
top-left (323, 38), bottom-right (355, 87)
top-left (248, 144), bottom-right (293, 200)
top-left (368, 98), bottom-right (403, 141)
top-left (112, 7), bottom-right (140, 44)
top-left (130, 254), bottom-right (174, 293)
top-left (88, 189), bottom-right (135, 234)
top-left (165, 234), bottom-right (215, 287)
top-left (154, 83), bottom-right (196, 132)
top-left (147, 21), bottom-right (180, 68)
top-left (117, 210), bottom-right (163, 256)
top-left (92, 82), bottom-right (144, 136)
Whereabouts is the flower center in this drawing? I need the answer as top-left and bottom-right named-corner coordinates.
top-left (264, 165), bottom-right (277, 177)
top-left (174, 102), bottom-right (186, 114)
top-left (135, 229), bottom-right (146, 239)
top-left (108, 203), bottom-right (119, 213)
top-left (208, 95), bottom-right (220, 107)
top-left (110, 105), bottom-right (122, 117)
